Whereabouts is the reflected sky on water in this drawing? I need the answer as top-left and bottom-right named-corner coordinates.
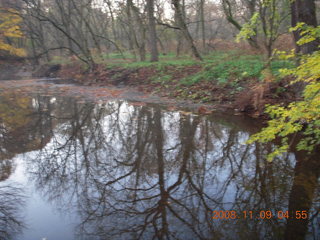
top-left (0, 92), bottom-right (319, 240)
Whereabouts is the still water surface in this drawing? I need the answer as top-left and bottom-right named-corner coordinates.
top-left (0, 92), bottom-right (319, 240)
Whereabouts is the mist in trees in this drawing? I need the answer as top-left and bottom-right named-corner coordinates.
top-left (3, 0), bottom-right (316, 67)
top-left (0, 0), bottom-right (318, 71)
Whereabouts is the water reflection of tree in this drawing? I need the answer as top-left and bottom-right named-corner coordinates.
top-left (0, 93), bottom-right (57, 180)
top-left (0, 92), bottom-right (318, 239)
top-left (0, 185), bottom-right (25, 240)
top-left (0, 92), bottom-right (69, 239)
top-left (24, 99), bottom-right (311, 240)
top-left (284, 147), bottom-right (320, 240)
top-left (0, 93), bottom-right (53, 238)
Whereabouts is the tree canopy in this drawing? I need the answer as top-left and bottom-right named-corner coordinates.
top-left (247, 23), bottom-right (320, 161)
top-left (0, 7), bottom-right (26, 57)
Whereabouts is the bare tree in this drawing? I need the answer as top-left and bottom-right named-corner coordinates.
top-left (199, 0), bottom-right (206, 50)
top-left (172, 0), bottom-right (203, 60)
top-left (221, 0), bottom-right (260, 48)
top-left (147, 0), bottom-right (159, 62)
top-left (126, 0), bottom-right (147, 61)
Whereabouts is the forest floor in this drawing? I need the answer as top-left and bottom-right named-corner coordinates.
top-left (1, 51), bottom-right (298, 117)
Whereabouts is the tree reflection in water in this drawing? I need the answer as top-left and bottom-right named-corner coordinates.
top-left (0, 185), bottom-right (25, 240)
top-left (0, 92), bottom-right (48, 240)
top-left (1, 93), bottom-right (319, 240)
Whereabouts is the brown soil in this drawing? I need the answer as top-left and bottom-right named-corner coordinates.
top-left (57, 63), bottom-right (297, 117)
top-left (0, 60), bottom-right (61, 80)
top-left (0, 59), bottom-right (32, 80)
top-left (0, 60), bottom-right (297, 118)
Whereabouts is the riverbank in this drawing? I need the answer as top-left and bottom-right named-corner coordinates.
top-left (1, 51), bottom-right (298, 117)
top-left (58, 51), bottom-right (297, 116)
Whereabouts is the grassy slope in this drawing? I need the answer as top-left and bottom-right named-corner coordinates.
top-left (55, 50), bottom-right (296, 113)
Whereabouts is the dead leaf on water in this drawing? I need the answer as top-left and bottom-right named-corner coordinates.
top-left (179, 111), bottom-right (192, 115)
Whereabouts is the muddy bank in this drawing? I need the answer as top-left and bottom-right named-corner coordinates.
top-left (0, 59), bottom-right (61, 80)
top-left (0, 78), bottom-right (224, 117)
top-left (57, 63), bottom-right (296, 117)
top-left (0, 60), bottom-right (297, 117)
top-left (0, 60), bottom-right (33, 80)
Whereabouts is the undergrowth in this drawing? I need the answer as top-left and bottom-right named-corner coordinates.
top-left (180, 53), bottom-right (294, 86)
top-left (51, 50), bottom-right (294, 90)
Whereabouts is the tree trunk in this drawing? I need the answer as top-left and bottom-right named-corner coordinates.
top-left (174, 8), bottom-right (184, 57)
top-left (200, 0), bottom-right (205, 50)
top-left (106, 0), bottom-right (117, 40)
top-left (126, 0), bottom-right (139, 60)
top-left (147, 0), bottom-right (159, 62)
top-left (172, 0), bottom-right (203, 61)
top-left (291, 0), bottom-right (319, 54)
top-left (127, 0), bottom-right (146, 61)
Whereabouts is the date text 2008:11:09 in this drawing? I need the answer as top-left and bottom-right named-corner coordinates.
top-left (212, 210), bottom-right (308, 220)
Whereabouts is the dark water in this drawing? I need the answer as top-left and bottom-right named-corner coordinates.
top-left (0, 92), bottom-right (319, 240)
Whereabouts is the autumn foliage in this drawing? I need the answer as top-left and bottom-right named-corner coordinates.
top-left (247, 24), bottom-right (320, 161)
top-left (0, 7), bottom-right (26, 57)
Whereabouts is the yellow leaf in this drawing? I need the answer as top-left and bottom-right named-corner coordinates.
top-left (0, 7), bottom-right (26, 57)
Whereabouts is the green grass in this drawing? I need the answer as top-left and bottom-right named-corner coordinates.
top-left (102, 52), bottom-right (136, 59)
top-left (49, 50), bottom-right (295, 91)
top-left (102, 50), bottom-right (295, 88)
top-left (109, 58), bottom-right (197, 69)
top-left (49, 56), bottom-right (72, 65)
top-left (180, 54), bottom-right (264, 86)
top-left (151, 74), bottom-right (172, 84)
top-left (179, 51), bottom-right (294, 86)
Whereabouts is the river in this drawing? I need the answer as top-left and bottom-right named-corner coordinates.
top-left (0, 81), bottom-right (319, 240)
